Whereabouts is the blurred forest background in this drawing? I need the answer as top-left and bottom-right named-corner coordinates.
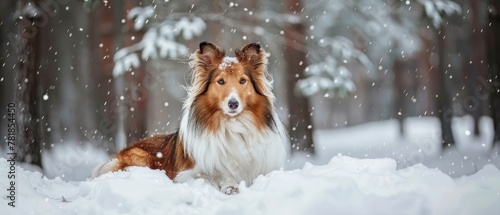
top-left (1, 0), bottom-right (500, 175)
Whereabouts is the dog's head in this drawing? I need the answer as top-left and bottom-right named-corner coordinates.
top-left (189, 42), bottom-right (272, 126)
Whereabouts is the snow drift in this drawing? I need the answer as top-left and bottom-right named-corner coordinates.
top-left (1, 156), bottom-right (499, 215)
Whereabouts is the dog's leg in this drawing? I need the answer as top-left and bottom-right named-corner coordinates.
top-left (174, 166), bottom-right (205, 183)
top-left (219, 177), bottom-right (239, 195)
top-left (176, 168), bottom-right (239, 194)
top-left (93, 147), bottom-right (152, 178)
top-left (92, 158), bottom-right (120, 177)
top-left (174, 162), bottom-right (241, 195)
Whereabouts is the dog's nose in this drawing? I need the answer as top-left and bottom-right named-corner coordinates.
top-left (228, 98), bottom-right (239, 110)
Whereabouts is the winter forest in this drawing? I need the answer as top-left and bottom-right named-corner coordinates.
top-left (1, 0), bottom-right (500, 214)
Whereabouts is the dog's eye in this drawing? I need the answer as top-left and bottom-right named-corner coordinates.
top-left (217, 79), bottom-right (225, 85)
top-left (239, 78), bottom-right (246, 84)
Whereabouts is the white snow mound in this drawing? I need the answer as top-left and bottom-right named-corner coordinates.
top-left (1, 156), bottom-right (499, 215)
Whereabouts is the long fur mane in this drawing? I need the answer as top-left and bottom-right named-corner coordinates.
top-left (93, 42), bottom-right (287, 194)
top-left (178, 42), bottom-right (287, 185)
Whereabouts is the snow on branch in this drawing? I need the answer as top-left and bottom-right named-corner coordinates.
top-left (128, 6), bottom-right (154, 30)
top-left (420, 0), bottom-right (462, 28)
top-left (296, 36), bottom-right (372, 97)
top-left (176, 17), bottom-right (206, 40)
top-left (113, 6), bottom-right (206, 77)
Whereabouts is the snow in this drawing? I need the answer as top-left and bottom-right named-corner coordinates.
top-left (2, 117), bottom-right (499, 214)
top-left (296, 36), bottom-right (371, 97)
top-left (218, 57), bottom-right (239, 70)
top-left (175, 17), bottom-right (206, 40)
top-left (127, 6), bottom-right (155, 30)
top-left (1, 155), bottom-right (499, 215)
top-left (41, 143), bottom-right (110, 181)
top-left (288, 116), bottom-right (500, 178)
top-left (423, 0), bottom-right (462, 28)
top-left (113, 7), bottom-right (205, 77)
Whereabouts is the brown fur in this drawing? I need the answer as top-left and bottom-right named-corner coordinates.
top-left (114, 133), bottom-right (194, 179)
top-left (191, 42), bottom-right (272, 132)
top-left (100, 42), bottom-right (275, 180)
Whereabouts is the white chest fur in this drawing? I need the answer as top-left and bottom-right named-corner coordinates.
top-left (178, 112), bottom-right (286, 187)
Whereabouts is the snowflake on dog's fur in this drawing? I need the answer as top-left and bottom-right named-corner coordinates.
top-left (219, 57), bottom-right (239, 70)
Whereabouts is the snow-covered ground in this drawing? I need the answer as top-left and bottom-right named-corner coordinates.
top-left (288, 116), bottom-right (500, 178)
top-left (1, 116), bottom-right (500, 214)
top-left (1, 156), bottom-right (499, 215)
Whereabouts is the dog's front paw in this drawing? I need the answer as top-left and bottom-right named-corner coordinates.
top-left (221, 184), bottom-right (239, 195)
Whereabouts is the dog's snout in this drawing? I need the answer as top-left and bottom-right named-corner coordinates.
top-left (228, 98), bottom-right (239, 110)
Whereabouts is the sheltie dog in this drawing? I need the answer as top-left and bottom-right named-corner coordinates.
top-left (94, 42), bottom-right (287, 194)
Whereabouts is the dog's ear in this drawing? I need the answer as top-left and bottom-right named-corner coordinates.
top-left (190, 42), bottom-right (224, 97)
top-left (195, 42), bottom-right (225, 67)
top-left (235, 43), bottom-right (267, 69)
top-left (236, 43), bottom-right (270, 96)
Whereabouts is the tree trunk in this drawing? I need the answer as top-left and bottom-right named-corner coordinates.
top-left (435, 26), bottom-right (456, 148)
top-left (0, 1), bottom-right (17, 147)
top-left (124, 0), bottom-right (147, 143)
top-left (393, 59), bottom-right (406, 136)
top-left (87, 1), bottom-right (119, 151)
top-left (469, 0), bottom-right (488, 136)
top-left (487, 0), bottom-right (500, 146)
top-left (283, 0), bottom-right (315, 155)
top-left (419, 28), bottom-right (435, 116)
top-left (15, 0), bottom-right (43, 168)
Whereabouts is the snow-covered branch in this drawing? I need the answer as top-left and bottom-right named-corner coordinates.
top-left (419, 0), bottom-right (461, 28)
top-left (296, 36), bottom-right (373, 97)
top-left (113, 6), bottom-right (206, 77)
